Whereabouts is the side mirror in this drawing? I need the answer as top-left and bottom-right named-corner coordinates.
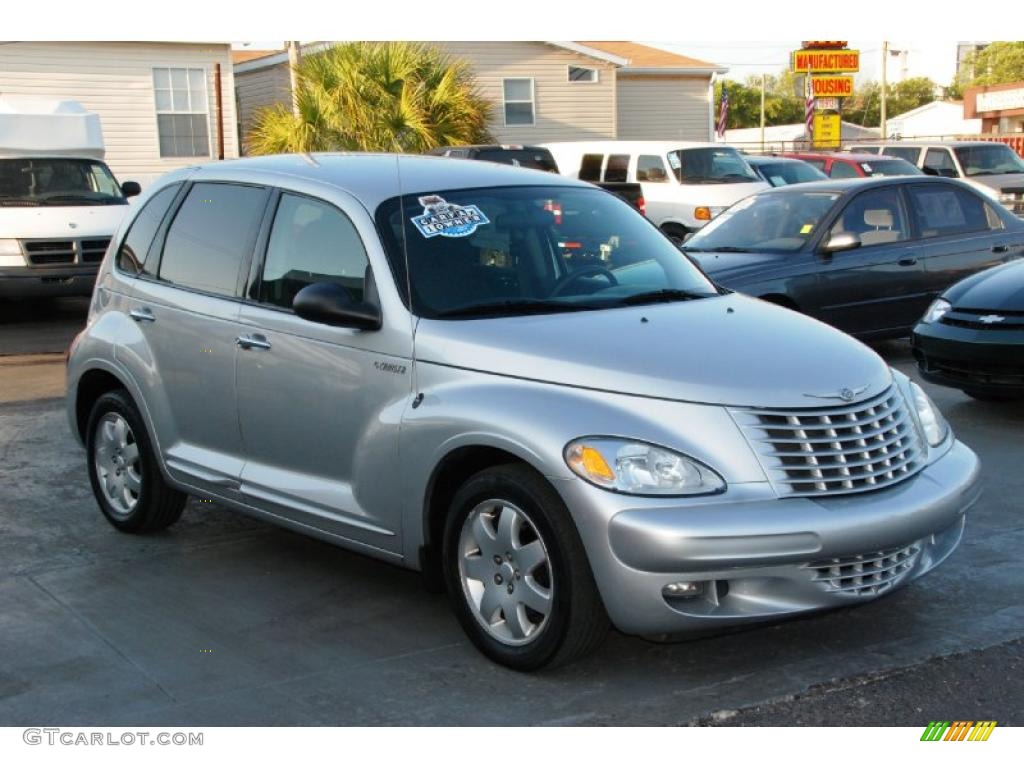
top-left (821, 232), bottom-right (861, 255)
top-left (293, 282), bottom-right (382, 330)
top-left (121, 181), bottom-right (141, 198)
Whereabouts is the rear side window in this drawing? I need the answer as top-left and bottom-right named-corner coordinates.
top-left (603, 154), bottom-right (629, 183)
top-left (829, 161), bottom-right (860, 179)
top-left (159, 182), bottom-right (267, 297)
top-left (923, 149), bottom-right (957, 177)
top-left (474, 148), bottom-right (558, 173)
top-left (908, 184), bottom-right (989, 237)
top-left (117, 183), bottom-right (180, 275)
top-left (881, 146), bottom-right (921, 164)
top-left (636, 155), bottom-right (669, 182)
top-left (257, 193), bottom-right (370, 310)
top-left (579, 153), bottom-right (603, 182)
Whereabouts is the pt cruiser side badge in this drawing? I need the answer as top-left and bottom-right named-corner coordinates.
top-left (804, 385), bottom-right (869, 402)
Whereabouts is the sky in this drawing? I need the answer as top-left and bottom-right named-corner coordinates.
top-left (652, 41), bottom-right (963, 86)
top-left (233, 40), bottom-right (967, 88)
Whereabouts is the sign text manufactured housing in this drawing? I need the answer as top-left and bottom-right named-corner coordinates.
top-left (792, 50), bottom-right (860, 73)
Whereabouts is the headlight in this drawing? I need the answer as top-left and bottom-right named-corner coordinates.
top-left (564, 438), bottom-right (725, 496)
top-left (909, 381), bottom-right (949, 447)
top-left (0, 239), bottom-right (25, 267)
top-left (921, 298), bottom-right (951, 324)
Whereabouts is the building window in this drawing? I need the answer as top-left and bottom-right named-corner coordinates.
top-left (503, 78), bottom-right (535, 126)
top-left (153, 67), bottom-right (211, 158)
top-left (568, 66), bottom-right (598, 83)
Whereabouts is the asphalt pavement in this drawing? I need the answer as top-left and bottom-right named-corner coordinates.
top-left (0, 305), bottom-right (1021, 726)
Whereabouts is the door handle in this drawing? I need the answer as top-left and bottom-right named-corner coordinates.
top-left (897, 257), bottom-right (917, 267)
top-left (236, 334), bottom-right (272, 351)
top-left (129, 308), bottom-right (155, 322)
top-left (991, 245), bottom-right (1009, 254)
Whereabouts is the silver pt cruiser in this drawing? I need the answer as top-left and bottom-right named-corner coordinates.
top-left (67, 154), bottom-right (982, 670)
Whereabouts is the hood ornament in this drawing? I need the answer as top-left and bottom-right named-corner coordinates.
top-left (978, 314), bottom-right (1005, 324)
top-left (804, 385), bottom-right (869, 403)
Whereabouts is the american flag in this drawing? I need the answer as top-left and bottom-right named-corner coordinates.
top-left (716, 85), bottom-right (728, 138)
top-left (805, 73), bottom-right (814, 140)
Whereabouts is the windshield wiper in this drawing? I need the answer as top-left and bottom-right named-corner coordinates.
top-left (614, 288), bottom-right (716, 306)
top-left (40, 193), bottom-right (118, 205)
top-left (433, 299), bottom-right (602, 319)
top-left (698, 246), bottom-right (753, 253)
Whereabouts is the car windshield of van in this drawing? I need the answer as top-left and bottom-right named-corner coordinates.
top-left (0, 158), bottom-right (125, 206)
top-left (954, 144), bottom-right (1024, 177)
top-left (667, 147), bottom-right (760, 184)
top-left (376, 185), bottom-right (720, 319)
top-left (684, 190), bottom-right (841, 253)
top-left (858, 158), bottom-right (924, 177)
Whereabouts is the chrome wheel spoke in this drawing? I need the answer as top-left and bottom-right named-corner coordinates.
top-left (122, 442), bottom-right (139, 465)
top-left (495, 505), bottom-right (519, 551)
top-left (471, 509), bottom-right (498, 557)
top-left (479, 586), bottom-right (502, 624)
top-left (124, 469), bottom-right (142, 495)
top-left (503, 602), bottom-right (530, 639)
top-left (463, 554), bottom-right (490, 583)
top-left (519, 578), bottom-right (552, 615)
top-left (517, 540), bottom-right (546, 574)
top-left (114, 417), bottom-right (129, 449)
top-left (93, 413), bottom-right (141, 518)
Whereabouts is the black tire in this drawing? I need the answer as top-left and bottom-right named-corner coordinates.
top-left (442, 463), bottom-right (609, 670)
top-left (661, 223), bottom-right (690, 245)
top-left (963, 389), bottom-right (1023, 402)
top-left (85, 389), bottom-right (186, 533)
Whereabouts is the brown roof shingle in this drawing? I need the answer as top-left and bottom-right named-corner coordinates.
top-left (577, 41), bottom-right (720, 69)
top-left (231, 49), bottom-right (282, 65)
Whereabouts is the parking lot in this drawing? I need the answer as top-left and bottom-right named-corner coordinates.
top-left (0, 297), bottom-right (1021, 726)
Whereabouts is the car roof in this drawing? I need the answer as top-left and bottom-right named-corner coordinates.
top-left (744, 155), bottom-right (809, 165)
top-left (159, 152), bottom-right (587, 210)
top-left (754, 175), bottom-right (966, 196)
top-left (433, 144), bottom-right (551, 152)
top-left (859, 141), bottom-right (999, 148)
top-left (541, 140), bottom-right (726, 152)
top-left (787, 152), bottom-right (892, 162)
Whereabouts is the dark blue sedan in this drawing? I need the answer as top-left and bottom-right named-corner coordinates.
top-left (686, 176), bottom-right (1024, 339)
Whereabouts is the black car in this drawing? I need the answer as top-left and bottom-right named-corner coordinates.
top-left (426, 144), bottom-right (560, 172)
top-left (912, 259), bottom-right (1024, 400)
top-left (744, 155), bottom-right (828, 187)
top-left (685, 176), bottom-right (1024, 339)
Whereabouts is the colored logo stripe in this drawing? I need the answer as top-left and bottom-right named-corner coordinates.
top-left (920, 721), bottom-right (996, 741)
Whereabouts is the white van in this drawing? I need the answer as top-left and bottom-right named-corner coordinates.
top-left (0, 97), bottom-right (139, 298)
top-left (542, 141), bottom-right (769, 241)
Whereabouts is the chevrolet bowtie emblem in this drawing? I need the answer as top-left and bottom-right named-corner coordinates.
top-left (804, 385), bottom-right (869, 402)
top-left (978, 314), bottom-right (1005, 324)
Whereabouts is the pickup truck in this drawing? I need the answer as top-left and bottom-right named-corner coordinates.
top-left (427, 144), bottom-right (646, 217)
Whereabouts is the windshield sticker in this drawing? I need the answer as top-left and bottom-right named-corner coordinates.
top-left (800, 223), bottom-right (814, 234)
top-left (862, 163), bottom-right (873, 173)
top-left (411, 195), bottom-right (489, 238)
top-left (667, 154), bottom-right (681, 170)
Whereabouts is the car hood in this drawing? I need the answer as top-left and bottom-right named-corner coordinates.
top-left (0, 204), bottom-right (129, 239)
top-left (962, 172), bottom-right (1024, 192)
top-left (686, 249), bottom-right (784, 282)
top-left (414, 294), bottom-right (892, 408)
top-left (946, 258), bottom-right (1024, 311)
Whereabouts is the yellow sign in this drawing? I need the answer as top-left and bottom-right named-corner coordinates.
top-left (792, 49), bottom-right (860, 73)
top-left (811, 75), bottom-right (854, 97)
top-left (813, 113), bottom-right (841, 149)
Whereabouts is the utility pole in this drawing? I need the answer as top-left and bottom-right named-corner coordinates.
top-left (288, 41), bottom-right (302, 118)
top-left (760, 73), bottom-right (766, 152)
top-left (880, 41), bottom-right (888, 141)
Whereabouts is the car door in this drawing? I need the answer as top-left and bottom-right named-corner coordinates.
top-left (122, 181), bottom-right (270, 498)
top-left (904, 182), bottom-right (1020, 301)
top-left (808, 185), bottom-right (925, 335)
top-left (234, 188), bottom-right (412, 554)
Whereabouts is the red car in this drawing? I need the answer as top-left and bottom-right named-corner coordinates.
top-left (784, 151), bottom-right (923, 179)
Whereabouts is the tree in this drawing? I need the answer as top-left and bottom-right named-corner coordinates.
top-left (713, 73), bottom-right (805, 130)
top-left (247, 42), bottom-right (493, 155)
top-left (959, 42), bottom-right (1024, 87)
top-left (844, 78), bottom-right (938, 127)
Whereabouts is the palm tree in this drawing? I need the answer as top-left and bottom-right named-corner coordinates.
top-left (247, 42), bottom-right (493, 155)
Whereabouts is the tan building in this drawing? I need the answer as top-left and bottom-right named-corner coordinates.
top-left (232, 41), bottom-right (725, 152)
top-left (0, 41), bottom-right (240, 186)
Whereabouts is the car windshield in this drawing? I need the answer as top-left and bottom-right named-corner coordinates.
top-left (684, 190), bottom-right (841, 253)
top-left (375, 185), bottom-right (720, 319)
top-left (954, 144), bottom-right (1024, 176)
top-left (858, 158), bottom-right (923, 177)
top-left (754, 160), bottom-right (827, 186)
top-left (473, 149), bottom-right (559, 173)
top-left (667, 147), bottom-right (760, 184)
top-left (0, 157), bottom-right (125, 206)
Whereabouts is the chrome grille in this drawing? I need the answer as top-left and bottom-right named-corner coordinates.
top-left (807, 544), bottom-right (920, 596)
top-left (731, 387), bottom-right (924, 497)
top-left (23, 239), bottom-right (76, 265)
top-left (80, 238), bottom-right (111, 263)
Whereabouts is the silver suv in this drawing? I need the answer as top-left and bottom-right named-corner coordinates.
top-left (67, 154), bottom-right (982, 669)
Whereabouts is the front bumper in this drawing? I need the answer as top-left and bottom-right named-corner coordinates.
top-left (0, 265), bottom-right (99, 298)
top-left (555, 439), bottom-right (981, 636)
top-left (913, 321), bottom-right (1024, 395)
